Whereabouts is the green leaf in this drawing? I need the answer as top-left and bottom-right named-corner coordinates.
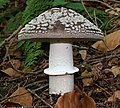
top-left (0, 8), bottom-right (17, 22)
top-left (0, 0), bottom-right (10, 9)
top-left (52, 0), bottom-right (68, 7)
top-left (24, 42), bottom-right (34, 55)
top-left (18, 41), bottom-right (42, 70)
top-left (3, 11), bottom-right (22, 33)
top-left (34, 50), bottom-right (42, 57)
top-left (25, 60), bottom-right (35, 69)
top-left (22, 0), bottom-right (52, 24)
top-left (16, 41), bottom-right (25, 49)
top-left (65, 3), bottom-right (84, 11)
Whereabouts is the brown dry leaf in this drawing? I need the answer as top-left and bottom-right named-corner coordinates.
top-left (6, 87), bottom-right (33, 107)
top-left (107, 90), bottom-right (120, 103)
top-left (55, 90), bottom-right (82, 108)
top-left (81, 92), bottom-right (96, 108)
top-left (108, 58), bottom-right (119, 67)
top-left (11, 59), bottom-right (21, 69)
top-left (81, 70), bottom-right (94, 86)
top-left (111, 66), bottom-right (120, 77)
top-left (81, 63), bottom-right (103, 86)
top-left (92, 30), bottom-right (120, 52)
top-left (105, 8), bottom-right (120, 16)
top-left (79, 50), bottom-right (87, 60)
top-left (1, 68), bottom-right (21, 77)
top-left (106, 90), bottom-right (120, 108)
top-left (54, 90), bottom-right (96, 108)
top-left (113, 90), bottom-right (120, 100)
top-left (4, 102), bottom-right (22, 107)
top-left (12, 50), bottom-right (22, 58)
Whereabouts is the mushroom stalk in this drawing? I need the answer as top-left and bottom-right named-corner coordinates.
top-left (49, 75), bottom-right (74, 95)
top-left (44, 42), bottom-right (79, 94)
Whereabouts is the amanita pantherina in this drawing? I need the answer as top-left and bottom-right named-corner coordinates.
top-left (18, 7), bottom-right (104, 95)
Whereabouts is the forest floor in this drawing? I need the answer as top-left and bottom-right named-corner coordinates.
top-left (0, 0), bottom-right (120, 108)
top-left (0, 43), bottom-right (120, 108)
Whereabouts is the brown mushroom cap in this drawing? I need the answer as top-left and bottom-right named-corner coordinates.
top-left (18, 7), bottom-right (104, 42)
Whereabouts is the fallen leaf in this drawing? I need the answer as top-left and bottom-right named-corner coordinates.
top-left (13, 50), bottom-right (22, 58)
top-left (106, 90), bottom-right (120, 108)
top-left (107, 90), bottom-right (120, 103)
top-left (81, 92), bottom-right (96, 108)
top-left (108, 58), bottom-right (119, 67)
top-left (11, 59), bottom-right (21, 69)
top-left (81, 63), bottom-right (103, 86)
top-left (55, 90), bottom-right (82, 108)
top-left (105, 8), bottom-right (120, 16)
top-left (113, 90), bottom-right (120, 100)
top-left (55, 90), bottom-right (96, 108)
top-left (79, 50), bottom-right (87, 60)
top-left (111, 66), bottom-right (120, 77)
top-left (81, 70), bottom-right (94, 86)
top-left (92, 30), bottom-right (120, 52)
top-left (1, 68), bottom-right (21, 77)
top-left (5, 87), bottom-right (33, 107)
top-left (4, 102), bottom-right (22, 107)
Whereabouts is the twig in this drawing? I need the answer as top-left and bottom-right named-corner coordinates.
top-left (0, 90), bottom-right (28, 102)
top-left (109, 0), bottom-right (120, 3)
top-left (0, 25), bottom-right (23, 48)
top-left (3, 45), bottom-right (9, 62)
top-left (1, 25), bottom-right (23, 73)
top-left (1, 25), bottom-right (24, 73)
top-left (108, 20), bottom-right (120, 33)
top-left (25, 80), bottom-right (48, 88)
top-left (84, 0), bottom-right (120, 15)
top-left (22, 77), bottom-right (29, 87)
top-left (93, 10), bottom-right (98, 27)
top-left (94, 83), bottom-right (112, 96)
top-left (83, 0), bottom-right (114, 9)
top-left (8, 53), bottom-right (23, 73)
top-left (27, 89), bottom-right (53, 108)
top-left (81, 0), bottom-right (95, 24)
top-left (72, 45), bottom-right (88, 50)
top-left (95, 0), bottom-right (114, 10)
top-left (86, 52), bottom-right (120, 65)
top-left (33, 84), bottom-right (49, 92)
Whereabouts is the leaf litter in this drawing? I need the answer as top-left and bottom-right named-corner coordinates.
top-left (0, 29), bottom-right (120, 108)
top-left (0, 1), bottom-right (120, 108)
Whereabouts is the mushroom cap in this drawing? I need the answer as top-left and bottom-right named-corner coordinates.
top-left (18, 7), bottom-right (104, 42)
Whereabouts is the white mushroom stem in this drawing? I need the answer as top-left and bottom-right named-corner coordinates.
top-left (49, 75), bottom-right (74, 95)
top-left (44, 42), bottom-right (79, 95)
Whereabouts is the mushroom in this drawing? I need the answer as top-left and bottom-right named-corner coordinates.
top-left (18, 7), bottom-right (104, 95)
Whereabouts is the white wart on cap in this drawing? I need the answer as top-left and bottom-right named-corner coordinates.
top-left (18, 7), bottom-right (104, 41)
